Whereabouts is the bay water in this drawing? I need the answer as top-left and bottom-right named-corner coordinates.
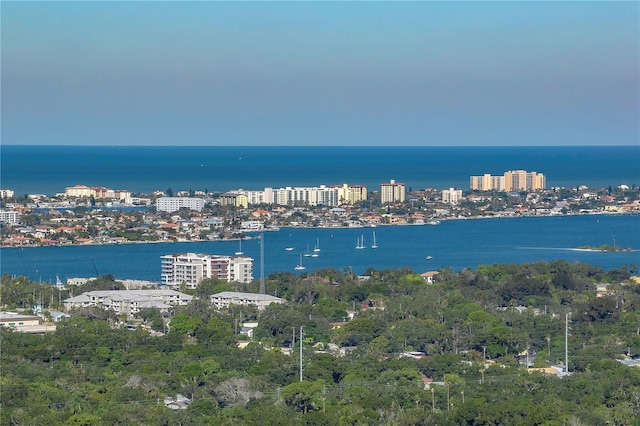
top-left (2, 215), bottom-right (638, 284)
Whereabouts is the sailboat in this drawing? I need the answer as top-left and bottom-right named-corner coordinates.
top-left (355, 234), bottom-right (365, 249)
top-left (313, 238), bottom-right (321, 252)
top-left (371, 231), bottom-right (378, 249)
top-left (304, 245), bottom-right (312, 257)
top-left (235, 239), bottom-right (244, 255)
top-left (294, 254), bottom-right (305, 270)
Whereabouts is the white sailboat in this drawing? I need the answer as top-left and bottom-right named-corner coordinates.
top-left (313, 238), bottom-right (321, 252)
top-left (304, 245), bottom-right (312, 257)
top-left (294, 254), bottom-right (305, 270)
top-left (235, 239), bottom-right (244, 255)
top-left (371, 231), bottom-right (378, 249)
top-left (355, 234), bottom-right (365, 249)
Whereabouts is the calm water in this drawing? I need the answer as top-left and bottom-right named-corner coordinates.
top-left (2, 145), bottom-right (639, 195)
top-left (2, 215), bottom-right (638, 284)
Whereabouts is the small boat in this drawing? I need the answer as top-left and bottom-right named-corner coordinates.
top-left (304, 245), bottom-right (312, 257)
top-left (371, 231), bottom-right (378, 249)
top-left (235, 239), bottom-right (243, 255)
top-left (355, 234), bottom-right (365, 249)
top-left (313, 238), bottom-right (321, 252)
top-left (294, 254), bottom-right (305, 270)
top-left (285, 247), bottom-right (295, 251)
top-left (426, 256), bottom-right (433, 260)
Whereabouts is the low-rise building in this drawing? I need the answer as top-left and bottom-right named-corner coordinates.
top-left (210, 291), bottom-right (284, 310)
top-left (156, 197), bottom-right (206, 213)
top-left (63, 290), bottom-right (193, 317)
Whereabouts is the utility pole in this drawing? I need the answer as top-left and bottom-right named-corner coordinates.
top-left (565, 313), bottom-right (569, 373)
top-left (299, 326), bottom-right (304, 382)
top-left (431, 388), bottom-right (435, 412)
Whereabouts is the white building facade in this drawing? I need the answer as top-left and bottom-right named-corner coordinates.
top-left (380, 180), bottom-right (406, 204)
top-left (210, 291), bottom-right (284, 310)
top-left (161, 253), bottom-right (253, 288)
top-left (63, 290), bottom-right (193, 317)
top-left (442, 188), bottom-right (463, 204)
top-left (0, 210), bottom-right (19, 224)
top-left (156, 197), bottom-right (206, 213)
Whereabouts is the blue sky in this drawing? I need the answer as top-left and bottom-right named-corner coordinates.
top-left (2, 1), bottom-right (638, 146)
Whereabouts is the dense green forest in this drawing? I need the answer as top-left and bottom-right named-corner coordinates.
top-left (1, 260), bottom-right (640, 425)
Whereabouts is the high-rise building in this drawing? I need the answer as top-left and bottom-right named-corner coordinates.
top-left (470, 171), bottom-right (545, 191)
top-left (380, 180), bottom-right (406, 203)
top-left (219, 193), bottom-right (249, 209)
top-left (333, 184), bottom-right (368, 205)
top-left (442, 188), bottom-right (463, 204)
top-left (161, 253), bottom-right (253, 288)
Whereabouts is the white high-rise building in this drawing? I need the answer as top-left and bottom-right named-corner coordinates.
top-left (380, 180), bottom-right (406, 204)
top-left (161, 253), bottom-right (253, 288)
top-left (442, 188), bottom-right (463, 204)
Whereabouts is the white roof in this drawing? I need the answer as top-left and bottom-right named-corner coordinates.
top-left (211, 291), bottom-right (282, 302)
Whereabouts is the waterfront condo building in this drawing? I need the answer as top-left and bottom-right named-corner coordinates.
top-left (0, 210), bottom-right (19, 225)
top-left (333, 184), bottom-right (368, 205)
top-left (272, 185), bottom-right (339, 207)
top-left (65, 185), bottom-right (93, 197)
top-left (161, 253), bottom-right (253, 288)
top-left (442, 188), bottom-right (463, 204)
top-left (380, 180), bottom-right (406, 204)
top-left (219, 193), bottom-right (249, 209)
top-left (156, 197), bottom-right (206, 213)
top-left (470, 171), bottom-right (545, 191)
top-left (469, 174), bottom-right (506, 191)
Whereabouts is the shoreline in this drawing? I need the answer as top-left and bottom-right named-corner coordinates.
top-left (2, 212), bottom-right (637, 250)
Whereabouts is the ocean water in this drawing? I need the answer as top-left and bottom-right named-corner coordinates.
top-left (2, 215), bottom-right (639, 283)
top-left (1, 145), bottom-right (639, 195)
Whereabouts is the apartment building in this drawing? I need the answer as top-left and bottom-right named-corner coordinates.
top-left (210, 291), bottom-right (284, 311)
top-left (156, 197), bottom-right (206, 213)
top-left (380, 180), bottom-right (406, 204)
top-left (442, 188), bottom-right (463, 204)
top-left (0, 189), bottom-right (15, 198)
top-left (63, 289), bottom-right (193, 317)
top-left (470, 171), bottom-right (545, 191)
top-left (271, 185), bottom-right (339, 207)
top-left (219, 193), bottom-right (249, 209)
top-left (161, 253), bottom-right (253, 288)
top-left (470, 174), bottom-right (505, 191)
top-left (65, 185), bottom-right (93, 197)
top-left (333, 184), bottom-right (368, 205)
top-left (0, 210), bottom-right (19, 225)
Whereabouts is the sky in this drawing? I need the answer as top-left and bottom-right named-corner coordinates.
top-left (1, 1), bottom-right (638, 146)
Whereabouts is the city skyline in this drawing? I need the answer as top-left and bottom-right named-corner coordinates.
top-left (2, 2), bottom-right (638, 147)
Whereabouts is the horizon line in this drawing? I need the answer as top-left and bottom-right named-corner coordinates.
top-left (3, 144), bottom-right (638, 148)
